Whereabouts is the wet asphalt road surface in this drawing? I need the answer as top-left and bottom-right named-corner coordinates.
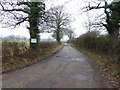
top-left (2, 44), bottom-right (111, 88)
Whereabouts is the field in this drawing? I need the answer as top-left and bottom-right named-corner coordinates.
top-left (2, 41), bottom-right (62, 73)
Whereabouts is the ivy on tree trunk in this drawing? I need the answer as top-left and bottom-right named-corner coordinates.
top-left (0, 1), bottom-right (45, 49)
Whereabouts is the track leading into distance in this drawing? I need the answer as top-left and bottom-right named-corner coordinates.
top-left (2, 44), bottom-right (112, 88)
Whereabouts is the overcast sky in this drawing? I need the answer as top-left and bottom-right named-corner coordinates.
top-left (0, 0), bottom-right (113, 40)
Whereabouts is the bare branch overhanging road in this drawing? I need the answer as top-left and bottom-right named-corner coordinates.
top-left (2, 44), bottom-right (112, 88)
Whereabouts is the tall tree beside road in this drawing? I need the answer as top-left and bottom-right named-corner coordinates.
top-left (0, 0), bottom-right (45, 49)
top-left (109, 2), bottom-right (120, 37)
top-left (83, 0), bottom-right (120, 37)
top-left (64, 27), bottom-right (75, 40)
top-left (46, 6), bottom-right (71, 42)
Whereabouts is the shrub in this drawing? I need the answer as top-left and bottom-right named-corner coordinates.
top-left (2, 41), bottom-right (29, 59)
top-left (70, 31), bottom-right (120, 57)
top-left (37, 42), bottom-right (59, 55)
top-left (2, 41), bottom-right (60, 61)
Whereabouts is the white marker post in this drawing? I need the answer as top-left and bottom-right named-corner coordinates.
top-left (31, 38), bottom-right (37, 43)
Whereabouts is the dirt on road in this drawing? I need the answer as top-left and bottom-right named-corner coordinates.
top-left (2, 44), bottom-right (113, 88)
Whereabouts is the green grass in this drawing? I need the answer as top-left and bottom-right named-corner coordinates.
top-left (108, 66), bottom-right (118, 73)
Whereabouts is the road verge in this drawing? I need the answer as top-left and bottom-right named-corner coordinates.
top-left (2, 43), bottom-right (64, 74)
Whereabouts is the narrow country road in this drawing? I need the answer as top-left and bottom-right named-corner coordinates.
top-left (3, 44), bottom-right (112, 88)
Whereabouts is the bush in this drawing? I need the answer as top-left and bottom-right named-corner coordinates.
top-left (22, 42), bottom-right (60, 59)
top-left (2, 41), bottom-right (29, 59)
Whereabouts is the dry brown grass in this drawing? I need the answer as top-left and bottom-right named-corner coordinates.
top-left (2, 41), bottom-right (62, 73)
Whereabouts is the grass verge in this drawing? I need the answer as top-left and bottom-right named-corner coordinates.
top-left (2, 43), bottom-right (64, 73)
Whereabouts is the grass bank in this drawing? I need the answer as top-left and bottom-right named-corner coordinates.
top-left (2, 41), bottom-right (64, 73)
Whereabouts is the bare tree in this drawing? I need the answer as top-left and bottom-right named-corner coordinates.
top-left (46, 5), bottom-right (71, 42)
top-left (83, 12), bottom-right (94, 32)
top-left (82, 0), bottom-right (120, 37)
top-left (0, 0), bottom-right (45, 49)
top-left (64, 26), bottom-right (75, 40)
top-left (83, 11), bottom-right (106, 33)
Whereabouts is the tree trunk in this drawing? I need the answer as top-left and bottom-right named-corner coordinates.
top-left (29, 28), bottom-right (39, 49)
top-left (28, 18), bottom-right (40, 49)
top-left (28, 2), bottom-right (40, 49)
top-left (56, 26), bottom-right (61, 42)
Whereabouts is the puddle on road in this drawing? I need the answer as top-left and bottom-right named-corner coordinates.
top-left (56, 56), bottom-right (71, 59)
top-left (63, 56), bottom-right (86, 62)
top-left (59, 72), bottom-right (93, 81)
top-left (71, 74), bottom-right (93, 81)
top-left (71, 58), bottom-right (86, 62)
top-left (56, 55), bottom-right (86, 62)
